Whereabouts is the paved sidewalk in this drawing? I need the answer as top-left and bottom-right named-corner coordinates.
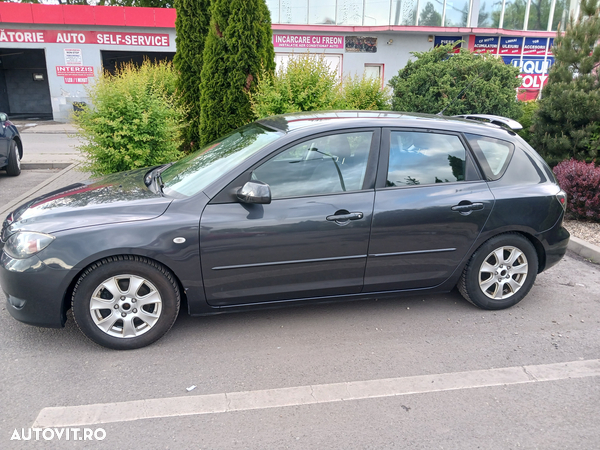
top-left (14, 120), bottom-right (83, 169)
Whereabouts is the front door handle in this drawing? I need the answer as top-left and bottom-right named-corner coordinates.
top-left (326, 212), bottom-right (363, 223)
top-left (451, 202), bottom-right (484, 214)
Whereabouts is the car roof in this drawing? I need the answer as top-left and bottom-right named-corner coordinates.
top-left (256, 110), bottom-right (518, 141)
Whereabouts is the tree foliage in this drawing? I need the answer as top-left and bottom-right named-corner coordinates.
top-left (74, 60), bottom-right (185, 175)
top-left (199, 0), bottom-right (275, 145)
top-left (4, 0), bottom-right (174, 6)
top-left (530, 0), bottom-right (600, 165)
top-left (388, 44), bottom-right (522, 118)
top-left (173, 0), bottom-right (211, 151)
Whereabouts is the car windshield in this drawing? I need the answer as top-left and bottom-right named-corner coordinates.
top-left (161, 124), bottom-right (283, 197)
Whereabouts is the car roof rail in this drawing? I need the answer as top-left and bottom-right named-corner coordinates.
top-left (453, 114), bottom-right (523, 131)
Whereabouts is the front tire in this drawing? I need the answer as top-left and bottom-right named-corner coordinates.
top-left (6, 140), bottom-right (21, 176)
top-left (72, 256), bottom-right (180, 350)
top-left (458, 233), bottom-right (538, 310)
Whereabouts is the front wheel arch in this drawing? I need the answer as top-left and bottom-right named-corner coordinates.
top-left (62, 254), bottom-right (186, 325)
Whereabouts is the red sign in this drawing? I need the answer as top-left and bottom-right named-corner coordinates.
top-left (64, 77), bottom-right (89, 84)
top-left (0, 28), bottom-right (169, 47)
top-left (56, 66), bottom-right (94, 77)
top-left (273, 34), bottom-right (344, 49)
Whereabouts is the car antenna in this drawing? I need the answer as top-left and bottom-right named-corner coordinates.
top-left (437, 69), bottom-right (486, 116)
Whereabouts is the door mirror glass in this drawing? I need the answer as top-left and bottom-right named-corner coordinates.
top-left (237, 180), bottom-right (272, 204)
top-left (0, 113), bottom-right (7, 122)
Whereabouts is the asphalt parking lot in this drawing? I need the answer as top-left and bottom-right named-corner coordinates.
top-left (1, 221), bottom-right (599, 448)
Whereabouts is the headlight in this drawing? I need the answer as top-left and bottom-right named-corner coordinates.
top-left (3, 231), bottom-right (55, 259)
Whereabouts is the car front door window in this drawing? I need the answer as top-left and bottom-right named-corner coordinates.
top-left (252, 132), bottom-right (373, 198)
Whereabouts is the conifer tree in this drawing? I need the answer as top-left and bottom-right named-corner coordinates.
top-left (173, 0), bottom-right (211, 150)
top-left (531, 0), bottom-right (600, 165)
top-left (199, 0), bottom-right (275, 145)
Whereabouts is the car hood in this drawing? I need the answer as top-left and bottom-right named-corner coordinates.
top-left (2, 168), bottom-right (173, 236)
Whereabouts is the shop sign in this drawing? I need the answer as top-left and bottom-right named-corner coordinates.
top-left (499, 37), bottom-right (523, 55)
top-left (273, 34), bottom-right (343, 49)
top-left (64, 77), bottom-right (89, 84)
top-left (0, 28), bottom-right (169, 47)
top-left (56, 66), bottom-right (94, 77)
top-left (502, 56), bottom-right (555, 100)
top-left (523, 37), bottom-right (549, 55)
top-left (434, 36), bottom-right (462, 53)
top-left (64, 48), bottom-right (83, 65)
top-left (473, 36), bottom-right (499, 54)
top-left (345, 36), bottom-right (377, 53)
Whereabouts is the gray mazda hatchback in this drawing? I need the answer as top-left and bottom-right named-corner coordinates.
top-left (0, 111), bottom-right (569, 349)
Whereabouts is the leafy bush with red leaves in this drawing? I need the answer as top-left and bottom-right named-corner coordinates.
top-left (553, 159), bottom-right (600, 221)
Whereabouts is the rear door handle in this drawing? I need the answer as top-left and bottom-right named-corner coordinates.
top-left (326, 212), bottom-right (363, 222)
top-left (451, 202), bottom-right (484, 213)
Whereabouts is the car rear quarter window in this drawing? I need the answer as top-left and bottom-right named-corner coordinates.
top-left (465, 133), bottom-right (514, 181)
top-left (386, 131), bottom-right (467, 187)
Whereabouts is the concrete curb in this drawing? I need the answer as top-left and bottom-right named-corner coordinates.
top-left (0, 163), bottom-right (80, 219)
top-left (567, 236), bottom-right (600, 264)
top-left (21, 163), bottom-right (72, 170)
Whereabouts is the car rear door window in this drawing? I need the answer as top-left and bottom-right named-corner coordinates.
top-left (386, 131), bottom-right (466, 187)
top-left (252, 131), bottom-right (373, 199)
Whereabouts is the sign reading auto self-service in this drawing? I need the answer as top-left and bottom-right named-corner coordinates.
top-left (0, 28), bottom-right (170, 46)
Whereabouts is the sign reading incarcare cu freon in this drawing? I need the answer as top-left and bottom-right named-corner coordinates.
top-left (273, 34), bottom-right (344, 49)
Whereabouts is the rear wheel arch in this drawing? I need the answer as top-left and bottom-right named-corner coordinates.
top-left (458, 232), bottom-right (542, 310)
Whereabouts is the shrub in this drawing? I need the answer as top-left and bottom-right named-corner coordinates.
top-left (553, 159), bottom-right (600, 222)
top-left (517, 100), bottom-right (539, 145)
top-left (339, 73), bottom-right (391, 110)
top-left (388, 43), bottom-right (522, 119)
top-left (250, 53), bottom-right (341, 119)
top-left (73, 60), bottom-right (185, 176)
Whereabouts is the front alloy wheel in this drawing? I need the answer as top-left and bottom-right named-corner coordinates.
top-left (89, 274), bottom-right (163, 339)
top-left (72, 256), bottom-right (180, 350)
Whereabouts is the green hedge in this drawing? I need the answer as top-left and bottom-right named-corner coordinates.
top-left (74, 60), bottom-right (185, 176)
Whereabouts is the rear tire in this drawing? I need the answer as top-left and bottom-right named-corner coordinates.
top-left (6, 140), bottom-right (20, 176)
top-left (72, 256), bottom-right (180, 350)
top-left (458, 233), bottom-right (538, 310)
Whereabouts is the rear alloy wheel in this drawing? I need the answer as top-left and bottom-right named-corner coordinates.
top-left (458, 234), bottom-right (538, 310)
top-left (72, 256), bottom-right (180, 350)
top-left (6, 140), bottom-right (21, 176)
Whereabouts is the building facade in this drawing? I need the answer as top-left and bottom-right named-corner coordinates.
top-left (0, 1), bottom-right (576, 122)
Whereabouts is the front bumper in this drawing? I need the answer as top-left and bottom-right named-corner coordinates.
top-left (0, 251), bottom-right (69, 328)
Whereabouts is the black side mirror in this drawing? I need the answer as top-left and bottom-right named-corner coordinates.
top-left (237, 180), bottom-right (271, 204)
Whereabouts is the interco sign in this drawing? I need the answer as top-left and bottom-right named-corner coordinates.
top-left (0, 28), bottom-right (169, 47)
